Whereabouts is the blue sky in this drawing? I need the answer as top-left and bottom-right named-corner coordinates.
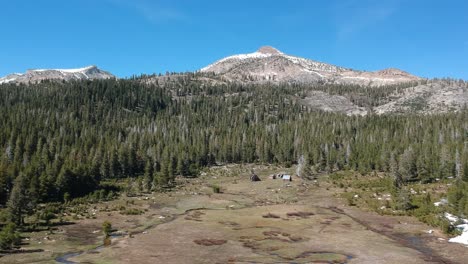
top-left (0, 0), bottom-right (467, 79)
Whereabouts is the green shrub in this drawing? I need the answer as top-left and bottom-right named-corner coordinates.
top-left (120, 208), bottom-right (144, 215)
top-left (102, 221), bottom-right (112, 237)
top-left (38, 210), bottom-right (56, 226)
top-left (347, 196), bottom-right (356, 206)
top-left (212, 185), bottom-right (221, 194)
top-left (0, 223), bottom-right (21, 250)
top-left (439, 218), bottom-right (460, 235)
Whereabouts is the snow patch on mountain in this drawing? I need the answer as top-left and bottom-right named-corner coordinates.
top-left (32, 65), bottom-right (97, 73)
top-left (200, 52), bottom-right (272, 72)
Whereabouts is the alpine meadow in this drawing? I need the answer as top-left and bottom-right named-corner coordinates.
top-left (1, 1), bottom-right (468, 263)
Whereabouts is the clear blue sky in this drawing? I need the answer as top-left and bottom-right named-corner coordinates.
top-left (1, 0), bottom-right (467, 79)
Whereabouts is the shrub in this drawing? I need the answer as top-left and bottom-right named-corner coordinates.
top-left (120, 208), bottom-right (144, 215)
top-left (38, 210), bottom-right (56, 226)
top-left (212, 185), bottom-right (221, 194)
top-left (439, 219), bottom-right (458, 235)
top-left (0, 223), bottom-right (21, 250)
top-left (347, 196), bottom-right (356, 206)
top-left (102, 221), bottom-right (112, 237)
top-left (394, 189), bottom-right (413, 211)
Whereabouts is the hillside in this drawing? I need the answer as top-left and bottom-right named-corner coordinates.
top-left (375, 80), bottom-right (468, 114)
top-left (142, 72), bottom-right (467, 115)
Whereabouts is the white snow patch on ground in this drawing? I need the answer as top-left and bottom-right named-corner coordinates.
top-left (444, 212), bottom-right (468, 246)
top-left (449, 225), bottom-right (468, 245)
top-left (445, 212), bottom-right (461, 224)
top-left (434, 198), bottom-right (448, 207)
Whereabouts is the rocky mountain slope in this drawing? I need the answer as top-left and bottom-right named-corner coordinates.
top-left (300, 91), bottom-right (368, 116)
top-left (374, 80), bottom-right (468, 114)
top-left (0, 65), bottom-right (114, 84)
top-left (200, 46), bottom-right (420, 86)
top-left (297, 80), bottom-right (468, 116)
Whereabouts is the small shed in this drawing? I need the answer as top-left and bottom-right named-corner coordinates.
top-left (250, 174), bottom-right (261, 182)
top-left (282, 175), bottom-right (292, 181)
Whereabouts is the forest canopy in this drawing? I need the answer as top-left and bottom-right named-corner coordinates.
top-left (0, 76), bottom-right (467, 218)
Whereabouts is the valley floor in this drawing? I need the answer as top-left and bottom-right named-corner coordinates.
top-left (2, 164), bottom-right (467, 264)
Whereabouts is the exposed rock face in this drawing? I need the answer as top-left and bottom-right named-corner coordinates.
top-left (200, 46), bottom-right (420, 86)
top-left (300, 91), bottom-right (368, 116)
top-left (0, 65), bottom-right (114, 84)
top-left (374, 80), bottom-right (468, 114)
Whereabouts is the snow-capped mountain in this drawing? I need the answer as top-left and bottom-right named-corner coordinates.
top-left (0, 65), bottom-right (114, 84)
top-left (200, 46), bottom-right (420, 86)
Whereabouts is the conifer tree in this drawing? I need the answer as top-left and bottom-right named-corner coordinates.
top-left (8, 174), bottom-right (35, 226)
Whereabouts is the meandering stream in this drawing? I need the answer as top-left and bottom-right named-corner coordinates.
top-left (55, 233), bottom-right (124, 264)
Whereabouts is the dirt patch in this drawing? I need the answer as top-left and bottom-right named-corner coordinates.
top-left (184, 211), bottom-right (205, 221)
top-left (262, 213), bottom-right (281, 219)
top-left (286, 211), bottom-right (315, 218)
top-left (193, 239), bottom-right (227, 246)
top-left (218, 221), bottom-right (240, 228)
top-left (241, 240), bottom-right (261, 250)
top-left (289, 236), bottom-right (304, 242)
top-left (263, 230), bottom-right (282, 237)
top-left (65, 223), bottom-right (101, 245)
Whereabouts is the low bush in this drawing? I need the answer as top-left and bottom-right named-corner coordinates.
top-left (212, 185), bottom-right (221, 194)
top-left (120, 208), bottom-right (144, 215)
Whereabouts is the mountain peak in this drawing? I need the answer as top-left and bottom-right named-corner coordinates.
top-left (200, 47), bottom-right (420, 86)
top-left (257, 46), bottom-right (282, 55)
top-left (0, 65), bottom-right (114, 84)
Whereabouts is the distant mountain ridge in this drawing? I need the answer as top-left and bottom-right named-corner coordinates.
top-left (200, 46), bottom-right (420, 86)
top-left (0, 65), bottom-right (114, 84)
top-left (1, 47), bottom-right (467, 116)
